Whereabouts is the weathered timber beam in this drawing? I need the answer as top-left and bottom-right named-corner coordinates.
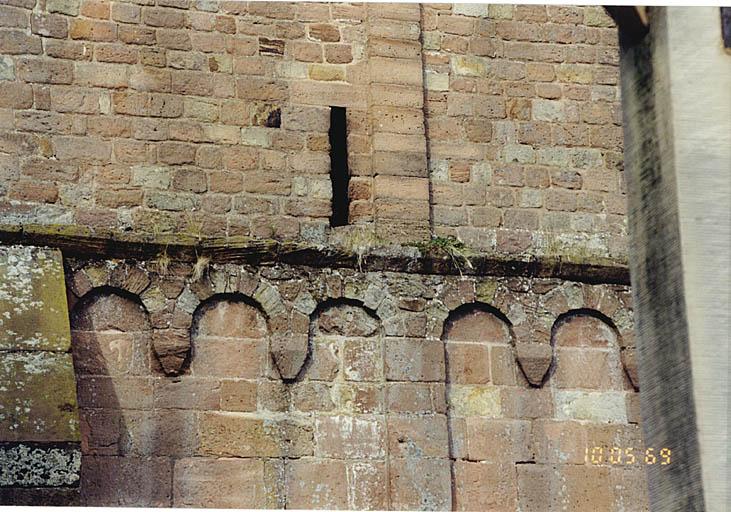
top-left (0, 224), bottom-right (630, 284)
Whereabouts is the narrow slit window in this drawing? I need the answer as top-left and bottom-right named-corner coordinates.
top-left (329, 106), bottom-right (349, 227)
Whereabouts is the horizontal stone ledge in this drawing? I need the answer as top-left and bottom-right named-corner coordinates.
top-left (0, 224), bottom-right (629, 285)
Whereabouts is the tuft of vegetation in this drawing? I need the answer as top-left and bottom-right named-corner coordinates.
top-left (153, 248), bottom-right (171, 275)
top-left (192, 254), bottom-right (210, 282)
top-left (183, 211), bottom-right (205, 242)
top-left (151, 224), bottom-right (171, 274)
top-left (412, 235), bottom-right (474, 275)
top-left (340, 226), bottom-right (384, 272)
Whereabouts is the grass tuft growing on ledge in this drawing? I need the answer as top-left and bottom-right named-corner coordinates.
top-left (411, 235), bottom-right (474, 275)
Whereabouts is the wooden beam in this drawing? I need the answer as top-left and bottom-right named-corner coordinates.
top-left (0, 223), bottom-right (630, 285)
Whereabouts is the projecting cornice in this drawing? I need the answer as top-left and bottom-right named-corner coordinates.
top-left (0, 223), bottom-right (629, 284)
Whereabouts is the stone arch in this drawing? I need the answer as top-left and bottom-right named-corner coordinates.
top-left (301, 297), bottom-right (382, 384)
top-left (549, 308), bottom-right (631, 391)
top-left (70, 286), bottom-right (152, 377)
top-left (69, 286), bottom-right (170, 506)
top-left (277, 298), bottom-right (388, 510)
top-left (441, 302), bottom-right (517, 386)
top-left (441, 302), bottom-right (530, 511)
top-left (189, 293), bottom-right (271, 380)
top-left (67, 262), bottom-right (152, 305)
top-left (172, 267), bottom-right (294, 379)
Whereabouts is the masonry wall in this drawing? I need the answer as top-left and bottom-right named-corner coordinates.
top-left (422, 4), bottom-right (624, 258)
top-left (0, 2), bottom-right (644, 509)
top-left (63, 259), bottom-right (646, 510)
top-left (0, 1), bottom-right (625, 258)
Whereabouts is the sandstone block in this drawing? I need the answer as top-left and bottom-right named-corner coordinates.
top-left (308, 23), bottom-right (340, 42)
top-left (558, 464), bottom-right (614, 511)
top-left (501, 387), bottom-right (554, 419)
top-left (387, 414), bottom-right (449, 458)
top-left (198, 413), bottom-right (313, 458)
top-left (389, 458), bottom-right (451, 511)
top-left (373, 176), bottom-right (428, 201)
top-left (194, 299), bottom-right (267, 337)
top-left (447, 342), bottom-right (490, 384)
top-left (285, 458), bottom-right (348, 509)
top-left (342, 336), bottom-right (382, 381)
top-left (76, 376), bottom-right (152, 410)
top-left (369, 57), bottom-right (422, 86)
top-left (315, 416), bottom-right (386, 459)
top-left (515, 342), bottom-right (552, 386)
top-left (444, 308), bottom-right (511, 343)
top-left (121, 409), bottom-right (199, 457)
top-left (270, 333), bottom-right (308, 380)
top-left (151, 329), bottom-right (190, 376)
top-left (555, 390), bottom-right (628, 423)
top-left (0, 30), bottom-right (42, 54)
top-left (173, 458), bottom-right (273, 508)
top-left (69, 19), bottom-right (116, 41)
top-left (517, 464), bottom-right (558, 512)
top-left (153, 377), bottom-right (220, 410)
top-left (142, 7), bottom-right (188, 28)
top-left (448, 384), bottom-right (501, 418)
top-left (71, 331), bottom-right (141, 376)
top-left (0, 352), bottom-right (78, 442)
top-left (219, 379), bottom-right (257, 412)
top-left (289, 381), bottom-right (335, 413)
top-left (387, 382), bottom-right (446, 414)
top-left (191, 336), bottom-right (266, 379)
top-left (465, 418), bottom-right (533, 462)
top-left (385, 338), bottom-right (445, 382)
top-left (554, 348), bottom-right (615, 389)
top-left (75, 62), bottom-right (128, 88)
top-left (533, 420), bottom-right (588, 464)
top-left (47, 0), bottom-right (80, 16)
top-left (81, 456), bottom-right (172, 507)
top-left (16, 57), bottom-right (72, 84)
top-left (30, 13), bottom-right (68, 39)
top-left (553, 314), bottom-right (617, 347)
top-left (454, 461), bottom-right (517, 511)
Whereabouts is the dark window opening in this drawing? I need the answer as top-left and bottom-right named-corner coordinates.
top-left (265, 108), bottom-right (281, 128)
top-left (722, 7), bottom-right (731, 49)
top-left (329, 106), bottom-right (349, 227)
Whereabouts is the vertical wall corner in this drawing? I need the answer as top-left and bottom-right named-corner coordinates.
top-left (0, 245), bottom-right (80, 505)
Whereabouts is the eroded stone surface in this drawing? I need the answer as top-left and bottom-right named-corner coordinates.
top-left (0, 246), bottom-right (70, 351)
top-left (516, 342), bottom-right (554, 386)
top-left (0, 246), bottom-right (80, 501)
top-left (270, 333), bottom-right (308, 380)
top-left (317, 303), bottom-right (379, 337)
top-left (0, 444), bottom-right (80, 487)
top-left (0, 352), bottom-right (79, 442)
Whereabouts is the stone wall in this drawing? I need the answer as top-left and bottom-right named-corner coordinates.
top-left (0, 2), bottom-right (624, 258)
top-left (62, 257), bottom-right (646, 509)
top-left (0, 2), bottom-right (644, 509)
top-left (422, 5), bottom-right (624, 258)
top-left (0, 245), bottom-right (80, 505)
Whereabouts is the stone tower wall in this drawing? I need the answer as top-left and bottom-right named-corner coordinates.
top-left (0, 2), bottom-right (646, 509)
top-left (1, 2), bottom-right (624, 258)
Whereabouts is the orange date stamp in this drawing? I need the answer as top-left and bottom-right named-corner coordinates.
top-left (585, 446), bottom-right (672, 465)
